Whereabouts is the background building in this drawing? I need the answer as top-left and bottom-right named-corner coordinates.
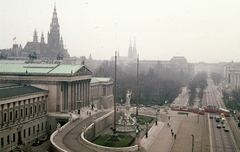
top-left (0, 4), bottom-right (69, 61)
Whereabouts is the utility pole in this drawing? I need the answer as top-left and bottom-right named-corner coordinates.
top-left (197, 105), bottom-right (199, 123)
top-left (191, 134), bottom-right (194, 152)
top-left (113, 51), bottom-right (117, 134)
top-left (136, 54), bottom-right (139, 118)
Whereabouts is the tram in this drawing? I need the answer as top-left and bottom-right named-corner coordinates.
top-left (218, 108), bottom-right (230, 117)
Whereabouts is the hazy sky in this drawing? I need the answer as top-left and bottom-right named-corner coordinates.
top-left (1, 0), bottom-right (240, 63)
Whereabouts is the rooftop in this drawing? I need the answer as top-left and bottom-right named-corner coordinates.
top-left (0, 63), bottom-right (87, 75)
top-left (0, 85), bottom-right (47, 100)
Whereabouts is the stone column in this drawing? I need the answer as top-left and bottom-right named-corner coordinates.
top-left (81, 81), bottom-right (83, 107)
top-left (86, 80), bottom-right (89, 108)
top-left (74, 82), bottom-right (77, 110)
top-left (68, 82), bottom-right (72, 112)
top-left (56, 83), bottom-right (61, 112)
top-left (0, 105), bottom-right (2, 127)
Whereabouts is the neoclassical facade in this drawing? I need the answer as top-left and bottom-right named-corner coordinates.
top-left (0, 84), bottom-right (48, 151)
top-left (0, 63), bottom-right (93, 135)
top-left (0, 63), bottom-right (92, 113)
top-left (90, 77), bottom-right (114, 109)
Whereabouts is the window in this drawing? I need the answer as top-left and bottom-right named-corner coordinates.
top-left (24, 129), bottom-right (26, 138)
top-left (49, 125), bottom-right (51, 130)
top-left (37, 124), bottom-right (39, 130)
top-left (43, 103), bottom-right (45, 111)
top-left (1, 137), bottom-right (3, 147)
top-left (30, 107), bottom-right (32, 115)
top-left (33, 126), bottom-right (35, 134)
top-left (45, 121), bottom-right (47, 129)
top-left (20, 109), bottom-right (23, 117)
top-left (25, 108), bottom-right (28, 116)
top-left (10, 111), bottom-right (12, 121)
top-left (13, 133), bottom-right (15, 142)
top-left (15, 110), bottom-right (18, 119)
top-left (28, 128), bottom-right (30, 136)
top-left (39, 105), bottom-right (41, 112)
top-left (7, 135), bottom-right (9, 145)
top-left (4, 113), bottom-right (6, 122)
top-left (35, 106), bottom-right (36, 113)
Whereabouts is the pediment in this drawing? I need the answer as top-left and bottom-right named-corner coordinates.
top-left (73, 66), bottom-right (92, 76)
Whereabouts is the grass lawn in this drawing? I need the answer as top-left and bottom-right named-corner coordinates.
top-left (177, 112), bottom-right (189, 115)
top-left (131, 114), bottom-right (153, 125)
top-left (93, 134), bottom-right (134, 147)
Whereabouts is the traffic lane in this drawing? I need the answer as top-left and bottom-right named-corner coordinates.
top-left (62, 112), bottom-right (108, 152)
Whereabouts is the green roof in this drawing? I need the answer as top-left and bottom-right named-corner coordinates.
top-left (91, 77), bottom-right (112, 83)
top-left (0, 63), bottom-right (86, 75)
top-left (49, 64), bottom-right (84, 74)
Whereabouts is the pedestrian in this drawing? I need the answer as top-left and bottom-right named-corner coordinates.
top-left (174, 134), bottom-right (176, 139)
top-left (89, 112), bottom-right (91, 116)
top-left (172, 132), bottom-right (174, 137)
top-left (168, 116), bottom-right (170, 120)
top-left (171, 129), bottom-right (173, 133)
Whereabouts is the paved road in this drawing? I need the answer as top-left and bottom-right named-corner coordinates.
top-left (54, 110), bottom-right (109, 152)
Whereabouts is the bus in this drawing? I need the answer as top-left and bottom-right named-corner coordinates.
top-left (218, 108), bottom-right (230, 117)
top-left (215, 115), bottom-right (220, 122)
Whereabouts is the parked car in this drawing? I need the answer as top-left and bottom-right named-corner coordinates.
top-left (216, 124), bottom-right (221, 128)
top-left (210, 115), bottom-right (213, 119)
top-left (32, 139), bottom-right (43, 146)
top-left (39, 135), bottom-right (49, 142)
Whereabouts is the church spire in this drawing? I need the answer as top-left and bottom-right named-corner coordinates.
top-left (33, 29), bottom-right (38, 42)
top-left (48, 3), bottom-right (60, 50)
top-left (59, 36), bottom-right (63, 48)
top-left (128, 37), bottom-right (132, 59)
top-left (40, 32), bottom-right (45, 43)
top-left (132, 37), bottom-right (137, 60)
top-left (50, 3), bottom-right (59, 29)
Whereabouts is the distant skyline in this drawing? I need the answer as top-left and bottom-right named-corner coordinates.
top-left (1, 0), bottom-right (240, 63)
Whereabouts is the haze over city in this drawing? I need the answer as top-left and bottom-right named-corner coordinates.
top-left (1, 0), bottom-right (240, 63)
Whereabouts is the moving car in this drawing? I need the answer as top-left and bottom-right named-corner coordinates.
top-left (39, 135), bottom-right (49, 142)
top-left (32, 139), bottom-right (43, 146)
top-left (216, 124), bottom-right (221, 128)
top-left (224, 127), bottom-right (229, 132)
top-left (222, 123), bottom-right (227, 128)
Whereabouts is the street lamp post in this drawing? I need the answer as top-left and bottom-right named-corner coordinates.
top-left (191, 134), bottom-right (194, 152)
top-left (77, 100), bottom-right (81, 114)
top-left (91, 96), bottom-right (94, 111)
top-left (156, 112), bottom-right (158, 125)
top-left (145, 122), bottom-right (149, 138)
top-left (37, 129), bottom-right (39, 140)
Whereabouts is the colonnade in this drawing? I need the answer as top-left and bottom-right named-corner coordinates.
top-left (61, 79), bottom-right (90, 112)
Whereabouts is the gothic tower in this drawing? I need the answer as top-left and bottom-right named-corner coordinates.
top-left (128, 37), bottom-right (133, 59)
top-left (40, 32), bottom-right (45, 43)
top-left (48, 4), bottom-right (60, 50)
top-left (33, 29), bottom-right (38, 42)
top-left (132, 37), bottom-right (137, 60)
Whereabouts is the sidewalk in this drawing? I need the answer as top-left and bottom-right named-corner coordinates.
top-left (141, 121), bottom-right (165, 150)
